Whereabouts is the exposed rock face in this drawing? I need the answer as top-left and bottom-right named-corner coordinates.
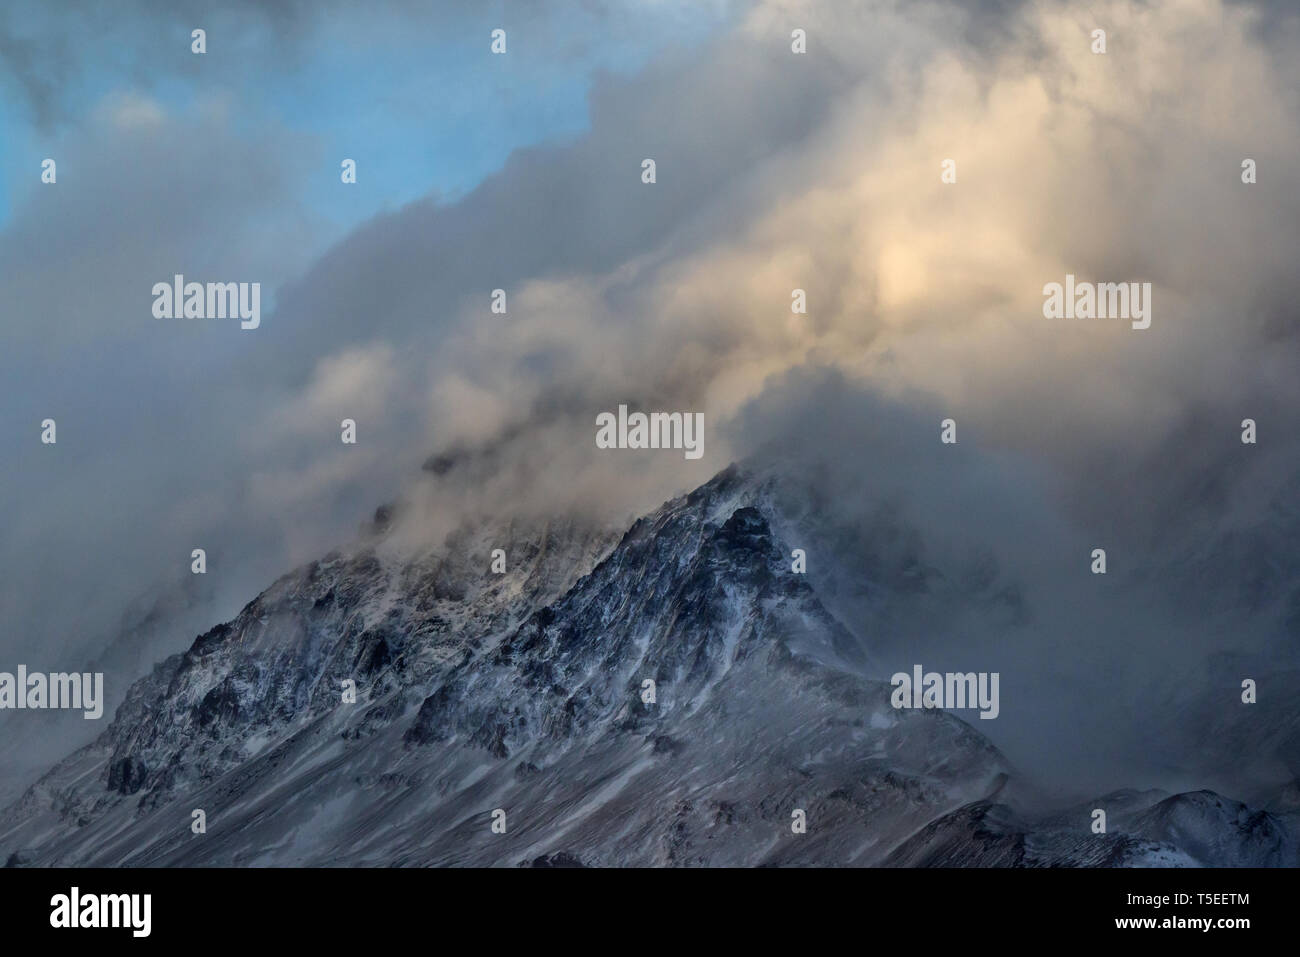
top-left (0, 466), bottom-right (1290, 867)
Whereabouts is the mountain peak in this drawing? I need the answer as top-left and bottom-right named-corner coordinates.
top-left (3, 465), bottom-right (1284, 867)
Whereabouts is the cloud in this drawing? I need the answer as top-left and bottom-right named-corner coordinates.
top-left (0, 90), bottom-right (329, 706)
top-left (347, 0), bottom-right (1299, 794)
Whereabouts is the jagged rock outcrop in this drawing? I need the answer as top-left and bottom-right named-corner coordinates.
top-left (1, 465), bottom-right (1287, 867)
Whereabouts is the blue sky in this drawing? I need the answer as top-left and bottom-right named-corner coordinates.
top-left (0, 1), bottom-right (731, 235)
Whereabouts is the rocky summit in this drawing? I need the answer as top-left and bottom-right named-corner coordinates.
top-left (0, 466), bottom-right (1293, 867)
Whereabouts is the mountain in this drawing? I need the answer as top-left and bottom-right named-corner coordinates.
top-left (886, 789), bottom-right (1295, 867)
top-left (0, 465), bottom-right (1290, 866)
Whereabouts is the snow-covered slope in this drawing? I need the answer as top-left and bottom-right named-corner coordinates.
top-left (0, 465), bottom-right (1286, 866)
top-left (885, 787), bottom-right (1297, 867)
